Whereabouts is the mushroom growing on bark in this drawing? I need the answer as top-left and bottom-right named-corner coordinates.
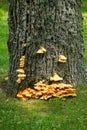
top-left (58, 55), bottom-right (67, 63)
top-left (36, 47), bottom-right (47, 54)
top-left (16, 69), bottom-right (25, 74)
top-left (50, 73), bottom-right (63, 82)
top-left (16, 55), bottom-right (26, 84)
top-left (18, 74), bottom-right (26, 78)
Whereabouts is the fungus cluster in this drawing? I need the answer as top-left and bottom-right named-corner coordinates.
top-left (17, 73), bottom-right (77, 101)
top-left (17, 49), bottom-right (77, 100)
top-left (16, 55), bottom-right (26, 84)
top-left (19, 55), bottom-right (25, 68)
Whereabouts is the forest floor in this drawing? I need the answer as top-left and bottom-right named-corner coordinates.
top-left (0, 1), bottom-right (87, 130)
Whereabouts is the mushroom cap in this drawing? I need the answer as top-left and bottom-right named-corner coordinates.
top-left (41, 47), bottom-right (47, 52)
top-left (16, 69), bottom-right (25, 74)
top-left (55, 83), bottom-right (73, 89)
top-left (20, 55), bottom-right (25, 61)
top-left (50, 73), bottom-right (63, 82)
top-left (36, 47), bottom-right (47, 54)
top-left (19, 65), bottom-right (25, 67)
top-left (17, 91), bottom-right (23, 98)
top-left (58, 55), bottom-right (67, 63)
top-left (40, 94), bottom-right (52, 100)
top-left (22, 90), bottom-right (32, 97)
top-left (21, 55), bottom-right (25, 59)
top-left (34, 80), bottom-right (46, 89)
top-left (17, 78), bottom-right (21, 84)
top-left (58, 93), bottom-right (77, 98)
top-left (18, 74), bottom-right (26, 78)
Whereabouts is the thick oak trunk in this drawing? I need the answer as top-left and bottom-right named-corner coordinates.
top-left (7, 0), bottom-right (87, 96)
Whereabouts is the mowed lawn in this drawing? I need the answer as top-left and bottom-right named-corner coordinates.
top-left (0, 1), bottom-right (8, 81)
top-left (0, 1), bottom-right (87, 130)
top-left (0, 87), bottom-right (87, 130)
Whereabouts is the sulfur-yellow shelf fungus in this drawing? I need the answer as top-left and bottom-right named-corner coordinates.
top-left (50, 73), bottom-right (63, 82)
top-left (17, 80), bottom-right (77, 100)
top-left (16, 69), bottom-right (25, 74)
top-left (40, 94), bottom-right (52, 100)
top-left (21, 55), bottom-right (25, 59)
top-left (19, 64), bottom-right (25, 68)
top-left (20, 56), bottom-right (25, 61)
top-left (19, 55), bottom-right (25, 68)
top-left (58, 55), bottom-right (67, 63)
top-left (54, 83), bottom-right (73, 89)
top-left (17, 91), bottom-right (23, 98)
top-left (16, 55), bottom-right (26, 84)
top-left (19, 60), bottom-right (25, 63)
top-left (22, 89), bottom-right (33, 98)
top-left (18, 74), bottom-right (26, 78)
top-left (34, 80), bottom-right (46, 90)
top-left (17, 78), bottom-right (21, 84)
top-left (58, 93), bottom-right (77, 99)
top-left (36, 47), bottom-right (47, 54)
top-left (20, 65), bottom-right (25, 68)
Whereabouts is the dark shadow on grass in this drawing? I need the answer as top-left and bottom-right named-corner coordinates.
top-left (0, 79), bottom-right (10, 98)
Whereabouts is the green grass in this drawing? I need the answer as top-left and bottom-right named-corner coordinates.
top-left (0, 1), bottom-right (87, 130)
top-left (82, 0), bottom-right (87, 13)
top-left (0, 1), bottom-right (8, 80)
top-left (83, 14), bottom-right (87, 68)
top-left (0, 85), bottom-right (87, 130)
top-left (82, 0), bottom-right (87, 68)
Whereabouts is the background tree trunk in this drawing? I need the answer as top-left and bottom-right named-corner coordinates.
top-left (7, 0), bottom-right (87, 97)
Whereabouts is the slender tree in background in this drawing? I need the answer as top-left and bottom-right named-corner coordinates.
top-left (7, 0), bottom-right (87, 96)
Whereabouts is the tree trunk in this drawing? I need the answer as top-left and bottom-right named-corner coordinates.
top-left (7, 0), bottom-right (87, 97)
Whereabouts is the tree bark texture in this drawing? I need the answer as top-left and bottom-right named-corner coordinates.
top-left (7, 0), bottom-right (87, 96)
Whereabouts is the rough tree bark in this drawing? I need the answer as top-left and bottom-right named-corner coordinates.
top-left (7, 0), bottom-right (87, 97)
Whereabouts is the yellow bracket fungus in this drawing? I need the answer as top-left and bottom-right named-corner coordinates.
top-left (50, 73), bottom-right (63, 82)
top-left (58, 55), bottom-right (67, 63)
top-left (16, 69), bottom-right (25, 74)
top-left (36, 47), bottom-right (47, 54)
